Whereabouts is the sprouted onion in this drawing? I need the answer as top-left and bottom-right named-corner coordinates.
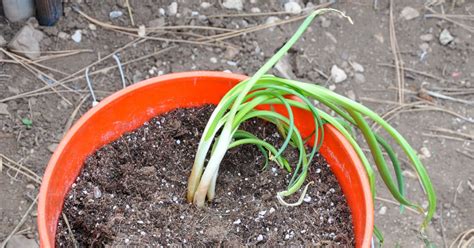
top-left (186, 8), bottom-right (436, 242)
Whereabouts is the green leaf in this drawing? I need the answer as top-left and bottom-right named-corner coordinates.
top-left (22, 118), bottom-right (33, 128)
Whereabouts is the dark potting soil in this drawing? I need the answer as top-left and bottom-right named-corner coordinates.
top-left (56, 105), bottom-right (355, 247)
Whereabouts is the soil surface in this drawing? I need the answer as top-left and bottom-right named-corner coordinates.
top-left (1, 0), bottom-right (473, 247)
top-left (56, 106), bottom-right (354, 247)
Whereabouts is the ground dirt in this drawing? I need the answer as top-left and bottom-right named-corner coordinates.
top-left (56, 106), bottom-right (354, 247)
top-left (0, 0), bottom-right (473, 247)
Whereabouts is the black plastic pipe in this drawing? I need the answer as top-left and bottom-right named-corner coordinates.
top-left (35, 0), bottom-right (62, 26)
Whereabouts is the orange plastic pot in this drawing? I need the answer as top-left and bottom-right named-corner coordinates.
top-left (38, 71), bottom-right (373, 247)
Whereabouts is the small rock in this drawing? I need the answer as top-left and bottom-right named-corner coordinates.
top-left (419, 42), bottom-right (430, 52)
top-left (109, 10), bottom-right (123, 19)
top-left (346, 90), bottom-right (356, 100)
top-left (374, 33), bottom-right (384, 44)
top-left (439, 29), bottom-right (454, 45)
top-left (265, 16), bottom-right (281, 31)
top-left (419, 146), bottom-right (431, 159)
top-left (329, 84), bottom-right (336, 91)
top-left (223, 0), bottom-right (243, 11)
top-left (168, 2), bottom-right (178, 16)
top-left (71, 30), bottom-right (82, 43)
top-left (378, 206), bottom-right (387, 215)
top-left (5, 235), bottom-right (38, 248)
top-left (0, 103), bottom-right (9, 115)
top-left (88, 24), bottom-right (97, 31)
top-left (138, 25), bottom-right (146, 37)
top-left (331, 65), bottom-right (347, 83)
top-left (350, 61), bottom-right (364, 72)
top-left (321, 17), bottom-right (331, 28)
top-left (93, 186), bottom-right (102, 198)
top-left (26, 184), bottom-right (35, 190)
top-left (420, 33), bottom-right (434, 42)
top-left (400, 6), bottom-right (419, 20)
top-left (251, 7), bottom-right (261, 13)
top-left (0, 35), bottom-right (6, 46)
top-left (8, 25), bottom-right (44, 59)
top-left (158, 8), bottom-right (165, 16)
top-left (284, 2), bottom-right (302, 14)
top-left (148, 18), bottom-right (165, 27)
top-left (224, 47), bottom-right (239, 59)
top-left (57, 31), bottom-right (69, 40)
top-left (210, 57), bottom-right (217, 63)
top-left (402, 169), bottom-right (417, 179)
top-left (354, 73), bottom-right (365, 83)
top-left (233, 219), bottom-right (241, 224)
top-left (200, 2), bottom-right (212, 9)
top-left (275, 55), bottom-right (295, 79)
top-left (257, 234), bottom-right (264, 241)
top-left (47, 143), bottom-right (58, 153)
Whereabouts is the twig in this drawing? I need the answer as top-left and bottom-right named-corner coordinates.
top-left (375, 196), bottom-right (419, 214)
top-left (0, 48), bottom-right (73, 105)
top-left (62, 213), bottom-right (78, 248)
top-left (0, 195), bottom-right (38, 248)
top-left (0, 154), bottom-right (42, 184)
top-left (450, 229), bottom-right (474, 248)
top-left (456, 149), bottom-right (474, 159)
top-left (429, 127), bottom-right (474, 140)
top-left (125, 0), bottom-right (135, 26)
top-left (63, 95), bottom-right (90, 138)
top-left (440, 207), bottom-right (448, 248)
top-left (426, 90), bottom-right (474, 105)
top-left (425, 7), bottom-right (474, 33)
top-left (389, 0), bottom-right (405, 104)
top-left (378, 63), bottom-right (447, 82)
top-left (422, 133), bottom-right (469, 142)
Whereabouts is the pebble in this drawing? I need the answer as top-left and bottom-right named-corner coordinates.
top-left (0, 35), bottom-right (6, 46)
top-left (374, 33), bottom-right (384, 44)
top-left (57, 31), bottom-right (68, 40)
top-left (265, 16), bottom-right (281, 31)
top-left (329, 84), bottom-right (336, 91)
top-left (5, 235), bottom-right (38, 248)
top-left (138, 25), bottom-right (146, 37)
top-left (284, 1), bottom-right (302, 14)
top-left (420, 33), bottom-right (434, 42)
top-left (233, 219), bottom-right (241, 224)
top-left (251, 7), bottom-right (261, 13)
top-left (71, 30), bottom-right (82, 43)
top-left (321, 17), bottom-right (331, 28)
top-left (8, 25), bottom-right (44, 59)
top-left (222, 0), bottom-right (243, 11)
top-left (168, 2), bottom-right (178, 16)
top-left (26, 184), bottom-right (35, 190)
top-left (378, 206), bottom-right (387, 215)
top-left (402, 169), bottom-right (418, 179)
top-left (354, 73), bottom-right (366, 83)
top-left (400, 6), bottom-right (420, 20)
top-left (93, 186), bottom-right (102, 198)
top-left (420, 146), bottom-right (432, 159)
top-left (419, 42), bottom-right (430, 51)
top-left (350, 61), bottom-right (364, 72)
top-left (158, 8), bottom-right (165, 16)
top-left (109, 10), bottom-right (123, 19)
top-left (275, 55), bottom-right (295, 79)
top-left (200, 2), bottom-right (211, 9)
top-left (224, 46), bottom-right (239, 59)
top-left (439, 29), bottom-right (454, 45)
top-left (210, 57), bottom-right (217, 63)
top-left (346, 90), bottom-right (356, 100)
top-left (47, 143), bottom-right (58, 153)
top-left (257, 234), bottom-right (264, 241)
top-left (0, 103), bottom-right (9, 115)
top-left (331, 65), bottom-right (347, 83)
